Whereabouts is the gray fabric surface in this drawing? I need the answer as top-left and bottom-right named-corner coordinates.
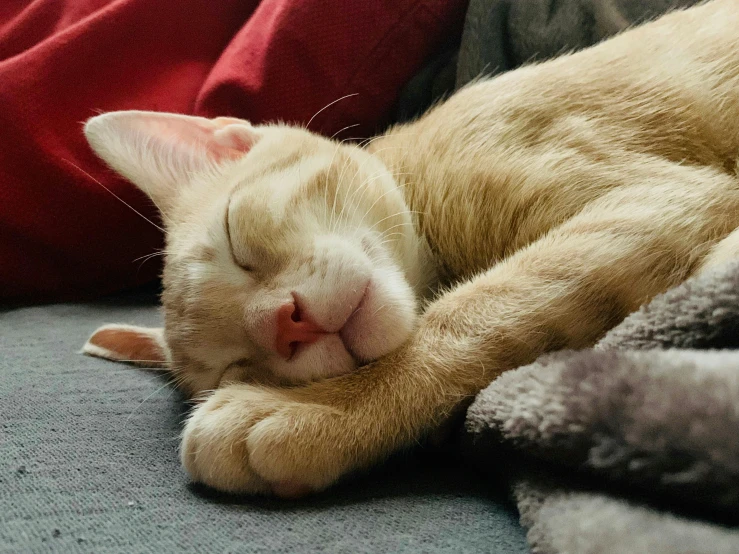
top-left (456, 0), bottom-right (700, 85)
top-left (465, 261), bottom-right (739, 553)
top-left (0, 295), bottom-right (528, 553)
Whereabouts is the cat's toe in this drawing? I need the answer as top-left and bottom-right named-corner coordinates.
top-left (180, 384), bottom-right (355, 497)
top-left (245, 402), bottom-right (350, 493)
top-left (180, 388), bottom-right (274, 495)
top-left (180, 385), bottom-right (348, 497)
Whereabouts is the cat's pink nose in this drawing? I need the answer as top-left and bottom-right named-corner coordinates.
top-left (274, 299), bottom-right (326, 360)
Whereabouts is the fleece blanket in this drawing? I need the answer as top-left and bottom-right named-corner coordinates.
top-left (465, 260), bottom-right (739, 553)
top-left (0, 0), bottom-right (466, 304)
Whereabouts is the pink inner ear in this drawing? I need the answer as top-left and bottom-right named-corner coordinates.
top-left (173, 117), bottom-right (257, 161)
top-left (212, 124), bottom-right (257, 160)
top-left (144, 114), bottom-right (257, 163)
top-left (87, 327), bottom-right (167, 366)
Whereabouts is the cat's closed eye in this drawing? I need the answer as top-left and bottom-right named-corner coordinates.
top-left (224, 209), bottom-right (255, 272)
top-left (229, 244), bottom-right (255, 272)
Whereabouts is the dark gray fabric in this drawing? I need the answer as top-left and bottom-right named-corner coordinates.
top-left (466, 261), bottom-right (739, 553)
top-left (394, 0), bottom-right (701, 123)
top-left (0, 296), bottom-right (527, 553)
top-left (456, 0), bottom-right (700, 86)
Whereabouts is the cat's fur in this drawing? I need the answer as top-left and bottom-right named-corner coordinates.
top-left (83, 0), bottom-right (739, 497)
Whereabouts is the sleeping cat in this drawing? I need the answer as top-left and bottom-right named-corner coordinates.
top-left (83, 0), bottom-right (739, 498)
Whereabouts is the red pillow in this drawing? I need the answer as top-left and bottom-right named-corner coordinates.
top-left (0, 0), bottom-right (466, 303)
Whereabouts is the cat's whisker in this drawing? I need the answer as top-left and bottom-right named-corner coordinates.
top-left (374, 233), bottom-right (408, 250)
top-left (355, 182), bottom-right (411, 230)
top-left (305, 93), bottom-right (359, 131)
top-left (123, 380), bottom-right (175, 429)
top-left (339, 135), bottom-right (365, 145)
top-left (331, 152), bottom-right (357, 233)
top-left (371, 303), bottom-right (390, 317)
top-left (132, 251), bottom-right (166, 267)
top-left (332, 160), bottom-right (365, 233)
top-left (339, 172), bottom-right (387, 227)
top-left (377, 222), bottom-right (416, 237)
top-left (332, 150), bottom-right (381, 232)
top-left (132, 248), bottom-right (166, 262)
top-left (346, 146), bottom-right (400, 188)
top-left (340, 175), bottom-right (411, 235)
top-left (345, 172), bottom-right (415, 225)
top-left (368, 209), bottom-right (425, 234)
top-left (325, 138), bottom-right (347, 232)
top-left (62, 159), bottom-right (166, 232)
top-left (337, 145), bottom-right (411, 226)
top-left (375, 229), bottom-right (409, 242)
top-left (360, 204), bottom-right (421, 236)
top-left (342, 146), bottom-right (411, 228)
top-left (330, 123), bottom-right (361, 140)
top-left (357, 132), bottom-right (411, 150)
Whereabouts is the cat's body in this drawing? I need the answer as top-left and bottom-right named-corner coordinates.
top-left (84, 0), bottom-right (739, 496)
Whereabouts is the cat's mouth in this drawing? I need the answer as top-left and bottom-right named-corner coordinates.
top-left (338, 279), bottom-right (396, 365)
top-left (285, 286), bottom-right (370, 365)
top-left (265, 270), bottom-right (415, 383)
top-left (338, 288), bottom-right (370, 363)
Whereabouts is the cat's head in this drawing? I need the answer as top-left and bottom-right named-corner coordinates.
top-left (82, 111), bottom-right (431, 396)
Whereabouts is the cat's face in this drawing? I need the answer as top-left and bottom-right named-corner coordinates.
top-left (83, 112), bottom-right (430, 396)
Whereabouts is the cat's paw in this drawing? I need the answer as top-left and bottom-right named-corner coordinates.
top-left (181, 385), bottom-right (351, 497)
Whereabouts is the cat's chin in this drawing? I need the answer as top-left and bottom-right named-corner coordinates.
top-left (268, 333), bottom-right (356, 383)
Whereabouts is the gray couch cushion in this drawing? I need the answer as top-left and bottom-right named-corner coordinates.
top-left (0, 294), bottom-right (527, 553)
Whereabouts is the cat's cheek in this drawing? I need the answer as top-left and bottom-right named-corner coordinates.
top-left (341, 273), bottom-right (417, 362)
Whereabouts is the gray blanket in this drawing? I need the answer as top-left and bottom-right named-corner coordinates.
top-left (456, 0), bottom-right (699, 85)
top-left (395, 0), bottom-right (700, 122)
top-left (466, 260), bottom-right (739, 553)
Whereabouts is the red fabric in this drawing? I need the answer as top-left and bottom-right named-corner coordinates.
top-left (0, 0), bottom-right (466, 303)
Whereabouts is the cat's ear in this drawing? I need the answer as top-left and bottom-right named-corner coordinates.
top-left (82, 324), bottom-right (169, 368)
top-left (84, 111), bottom-right (259, 215)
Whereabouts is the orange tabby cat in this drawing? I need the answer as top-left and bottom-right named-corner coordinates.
top-left (84, 0), bottom-right (739, 497)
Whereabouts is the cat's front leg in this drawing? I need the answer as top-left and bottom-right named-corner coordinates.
top-left (180, 385), bottom-right (289, 496)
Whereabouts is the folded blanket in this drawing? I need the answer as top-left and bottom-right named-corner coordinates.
top-left (466, 261), bottom-right (739, 552)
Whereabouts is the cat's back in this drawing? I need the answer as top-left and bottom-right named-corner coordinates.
top-left (372, 0), bottom-right (739, 278)
top-left (402, 0), bottom-right (739, 170)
